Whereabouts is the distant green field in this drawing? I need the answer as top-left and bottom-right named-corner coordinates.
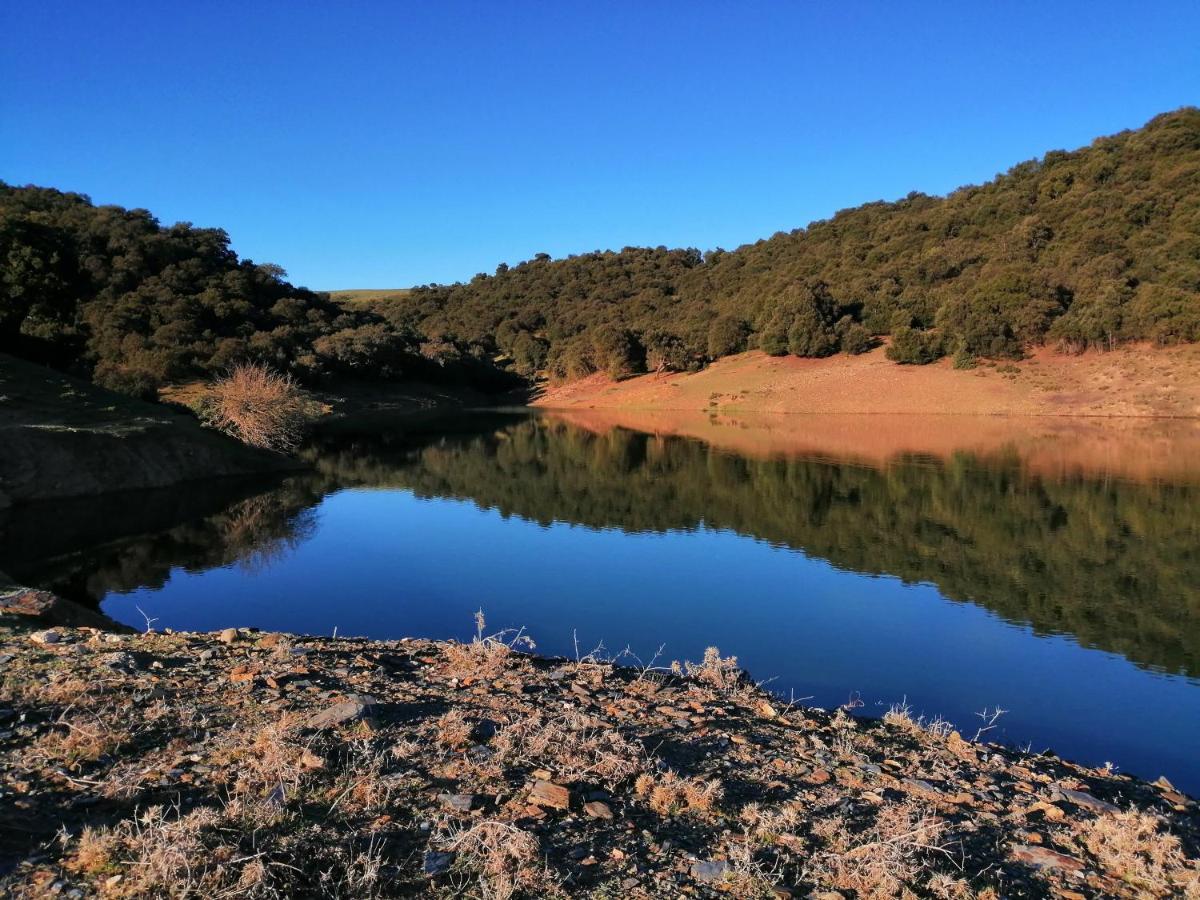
top-left (327, 289), bottom-right (412, 304)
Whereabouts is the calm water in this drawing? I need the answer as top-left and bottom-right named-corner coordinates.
top-left (4, 411), bottom-right (1199, 792)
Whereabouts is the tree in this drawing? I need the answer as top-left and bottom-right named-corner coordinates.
top-left (707, 315), bottom-right (748, 358)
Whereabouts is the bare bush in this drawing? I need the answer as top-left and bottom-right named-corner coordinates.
top-left (443, 610), bottom-right (535, 681)
top-left (1075, 809), bottom-right (1200, 896)
top-left (201, 362), bottom-right (313, 452)
top-left (437, 820), bottom-right (545, 900)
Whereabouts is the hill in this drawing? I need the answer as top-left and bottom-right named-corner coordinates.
top-left (401, 108), bottom-right (1200, 380)
top-left (3, 109), bottom-right (1198, 399)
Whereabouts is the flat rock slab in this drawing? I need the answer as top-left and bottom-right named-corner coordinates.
top-left (529, 779), bottom-right (571, 809)
top-left (439, 793), bottom-right (477, 813)
top-left (691, 859), bottom-right (730, 883)
top-left (1011, 844), bottom-right (1085, 872)
top-left (423, 851), bottom-right (454, 876)
top-left (304, 695), bottom-right (377, 730)
top-left (1059, 788), bottom-right (1120, 814)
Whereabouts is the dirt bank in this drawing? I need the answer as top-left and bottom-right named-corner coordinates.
top-left (1, 613), bottom-right (1197, 898)
top-left (534, 344), bottom-right (1200, 419)
top-left (0, 355), bottom-right (299, 507)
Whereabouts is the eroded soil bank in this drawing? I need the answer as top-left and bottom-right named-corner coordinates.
top-left (0, 355), bottom-right (297, 507)
top-left (1, 612), bottom-right (1197, 898)
top-left (534, 344), bottom-right (1200, 419)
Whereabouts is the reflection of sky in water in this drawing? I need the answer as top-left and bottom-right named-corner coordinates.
top-left (105, 486), bottom-right (1200, 795)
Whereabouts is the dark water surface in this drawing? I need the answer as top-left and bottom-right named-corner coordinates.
top-left (4, 410), bottom-right (1199, 792)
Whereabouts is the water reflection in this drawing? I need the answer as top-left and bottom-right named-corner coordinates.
top-left (5, 411), bottom-right (1199, 682)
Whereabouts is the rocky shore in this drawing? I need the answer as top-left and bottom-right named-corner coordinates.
top-left (1, 610), bottom-right (1197, 898)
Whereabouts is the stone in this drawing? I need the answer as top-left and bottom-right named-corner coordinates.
top-left (299, 749), bottom-right (326, 770)
top-left (304, 695), bottom-right (376, 730)
top-left (1059, 788), bottom-right (1119, 814)
top-left (691, 859), bottom-right (730, 883)
top-left (31, 630), bottom-right (62, 645)
top-left (439, 793), bottom-right (476, 813)
top-left (1010, 845), bottom-right (1085, 872)
top-left (1, 588), bottom-right (131, 632)
top-left (584, 800), bottom-right (614, 820)
top-left (423, 851), bottom-right (454, 876)
top-left (529, 779), bottom-right (571, 810)
top-left (218, 628), bottom-right (239, 644)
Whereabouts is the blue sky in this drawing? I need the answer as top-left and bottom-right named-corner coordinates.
top-left (2, 2), bottom-right (1197, 290)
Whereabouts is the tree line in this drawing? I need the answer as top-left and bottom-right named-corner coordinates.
top-left (2, 108), bottom-right (1197, 394)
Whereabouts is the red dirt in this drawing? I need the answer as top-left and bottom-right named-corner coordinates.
top-left (534, 344), bottom-right (1200, 420)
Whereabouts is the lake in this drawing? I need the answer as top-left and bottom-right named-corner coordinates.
top-left (4, 409), bottom-right (1199, 793)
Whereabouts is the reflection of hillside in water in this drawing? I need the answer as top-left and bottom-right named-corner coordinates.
top-left (4, 410), bottom-right (1199, 680)
top-left (0, 477), bottom-right (323, 604)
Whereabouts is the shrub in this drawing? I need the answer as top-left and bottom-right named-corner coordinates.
top-left (836, 317), bottom-right (875, 355)
top-left (707, 315), bottom-right (749, 358)
top-left (200, 363), bottom-right (313, 453)
top-left (886, 326), bottom-right (945, 364)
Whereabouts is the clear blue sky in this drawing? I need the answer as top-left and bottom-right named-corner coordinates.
top-left (2, 2), bottom-right (1197, 290)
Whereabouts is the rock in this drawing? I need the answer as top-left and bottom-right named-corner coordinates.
top-left (30, 629), bottom-right (61, 645)
top-left (439, 793), bottom-right (476, 813)
top-left (691, 859), bottom-right (730, 883)
top-left (1059, 788), bottom-right (1119, 814)
top-left (304, 695), bottom-right (376, 730)
top-left (299, 749), bottom-right (326, 770)
top-left (1, 587), bottom-right (132, 632)
top-left (423, 850), bottom-right (454, 876)
top-left (1011, 844), bottom-right (1085, 872)
top-left (584, 800), bottom-right (614, 820)
top-left (218, 628), bottom-right (239, 644)
top-left (756, 700), bottom-right (778, 718)
top-left (903, 777), bottom-right (941, 797)
top-left (529, 779), bottom-right (571, 810)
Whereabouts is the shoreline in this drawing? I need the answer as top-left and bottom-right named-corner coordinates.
top-left (2, 607), bottom-right (1197, 897)
top-left (532, 344), bottom-right (1200, 420)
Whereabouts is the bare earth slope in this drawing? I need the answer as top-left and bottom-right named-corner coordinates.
top-left (0, 354), bottom-right (296, 507)
top-left (535, 344), bottom-right (1200, 419)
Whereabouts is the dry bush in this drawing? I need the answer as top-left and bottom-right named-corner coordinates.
top-left (437, 820), bottom-right (545, 900)
top-left (33, 711), bottom-right (130, 766)
top-left (883, 698), bottom-right (956, 742)
top-left (635, 769), bottom-right (724, 817)
top-left (808, 801), bottom-right (949, 899)
top-left (434, 708), bottom-right (476, 748)
top-left (740, 802), bottom-right (805, 849)
top-left (443, 610), bottom-right (535, 681)
top-left (201, 362), bottom-right (313, 452)
top-left (491, 707), bottom-right (645, 787)
top-left (69, 825), bottom-right (121, 876)
top-left (679, 646), bottom-right (743, 693)
top-left (1076, 809), bottom-right (1200, 896)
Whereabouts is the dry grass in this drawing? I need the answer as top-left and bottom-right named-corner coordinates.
top-left (809, 801), bottom-right (952, 899)
top-left (883, 698), bottom-right (956, 742)
top-left (1075, 809), bottom-right (1200, 897)
top-left (635, 769), bottom-right (724, 817)
top-left (443, 610), bottom-right (535, 681)
top-left (33, 710), bottom-right (131, 767)
top-left (678, 646), bottom-right (744, 693)
top-left (200, 362), bottom-right (313, 452)
top-left (437, 819), bottom-right (547, 900)
top-left (490, 707), bottom-right (645, 787)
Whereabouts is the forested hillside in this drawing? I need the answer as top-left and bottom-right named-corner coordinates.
top-left (2, 109), bottom-right (1197, 395)
top-left (0, 187), bottom-right (506, 396)
top-left (402, 107), bottom-right (1200, 377)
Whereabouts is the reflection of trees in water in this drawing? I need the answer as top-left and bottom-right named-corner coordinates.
top-left (9, 412), bottom-right (1199, 681)
top-left (4, 479), bottom-right (324, 604)
top-left (221, 493), bottom-right (319, 574)
top-left (369, 416), bottom-right (1200, 680)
